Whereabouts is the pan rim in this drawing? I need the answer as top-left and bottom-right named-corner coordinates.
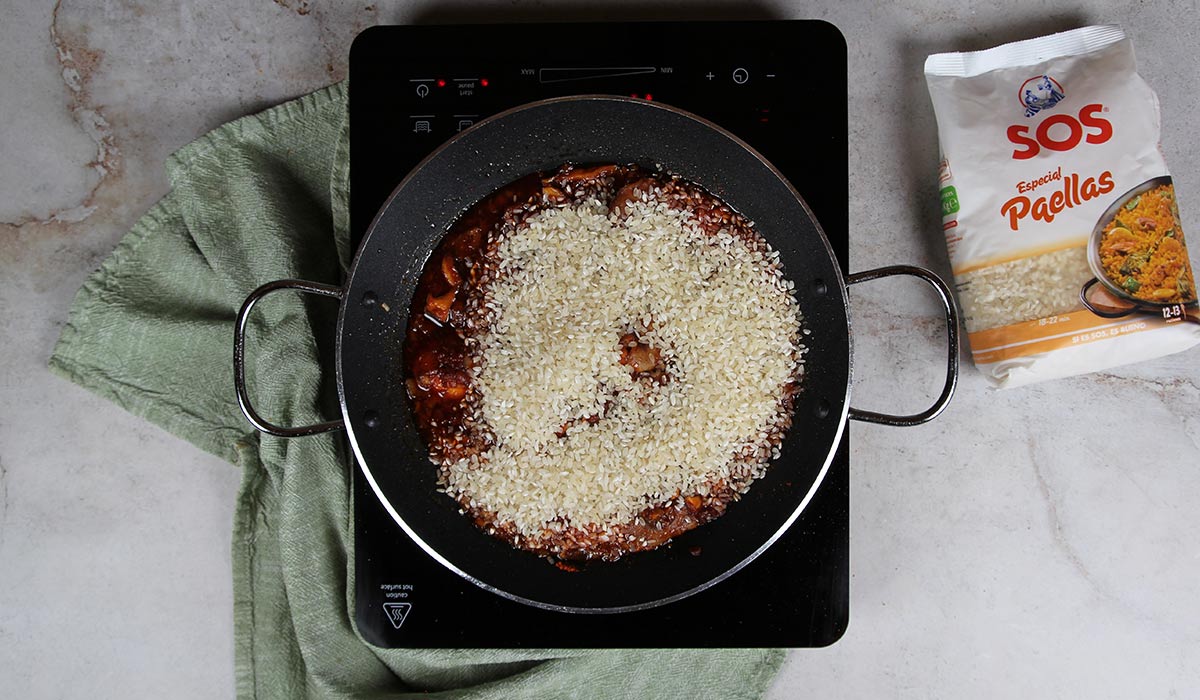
top-left (337, 95), bottom-right (853, 613)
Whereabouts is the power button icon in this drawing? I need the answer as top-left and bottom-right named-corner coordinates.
top-left (732, 68), bottom-right (749, 84)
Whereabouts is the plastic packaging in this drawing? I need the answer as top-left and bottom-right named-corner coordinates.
top-left (925, 25), bottom-right (1199, 388)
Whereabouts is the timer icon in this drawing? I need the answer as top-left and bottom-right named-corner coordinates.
top-left (732, 67), bottom-right (749, 84)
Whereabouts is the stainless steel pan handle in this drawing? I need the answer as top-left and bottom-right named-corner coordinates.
top-left (846, 265), bottom-right (959, 427)
top-left (233, 279), bottom-right (346, 437)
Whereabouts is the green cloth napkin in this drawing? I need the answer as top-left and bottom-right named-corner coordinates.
top-left (48, 82), bottom-right (785, 699)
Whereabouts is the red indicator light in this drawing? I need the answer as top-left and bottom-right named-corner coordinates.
top-left (644, 93), bottom-right (653, 101)
top-left (480, 78), bottom-right (489, 87)
top-left (436, 79), bottom-right (446, 87)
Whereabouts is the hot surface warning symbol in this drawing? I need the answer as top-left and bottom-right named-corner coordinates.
top-left (383, 602), bottom-right (412, 629)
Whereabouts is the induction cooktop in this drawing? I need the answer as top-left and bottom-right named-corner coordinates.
top-left (348, 20), bottom-right (848, 648)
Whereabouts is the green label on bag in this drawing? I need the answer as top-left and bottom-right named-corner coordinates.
top-left (940, 186), bottom-right (960, 217)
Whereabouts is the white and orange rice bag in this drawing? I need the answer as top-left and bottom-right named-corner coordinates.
top-left (925, 25), bottom-right (1199, 388)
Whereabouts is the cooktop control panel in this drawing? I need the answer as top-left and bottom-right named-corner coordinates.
top-left (349, 21), bottom-right (847, 252)
top-left (349, 20), bottom-right (849, 649)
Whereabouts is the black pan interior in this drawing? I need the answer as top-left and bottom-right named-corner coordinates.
top-left (337, 96), bottom-right (851, 612)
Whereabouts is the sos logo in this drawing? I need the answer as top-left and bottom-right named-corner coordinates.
top-left (1006, 104), bottom-right (1112, 160)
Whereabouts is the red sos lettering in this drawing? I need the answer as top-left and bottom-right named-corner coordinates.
top-left (1007, 104), bottom-right (1112, 160)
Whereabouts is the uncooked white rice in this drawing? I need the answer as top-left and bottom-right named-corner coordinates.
top-left (956, 246), bottom-right (1092, 333)
top-left (442, 195), bottom-right (806, 538)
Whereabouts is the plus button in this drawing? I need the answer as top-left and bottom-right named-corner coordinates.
top-left (705, 72), bottom-right (715, 80)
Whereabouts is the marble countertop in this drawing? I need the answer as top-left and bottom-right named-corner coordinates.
top-left (2, 2), bottom-right (1197, 698)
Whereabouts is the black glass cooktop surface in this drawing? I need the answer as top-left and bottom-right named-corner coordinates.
top-left (348, 20), bottom-right (848, 648)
